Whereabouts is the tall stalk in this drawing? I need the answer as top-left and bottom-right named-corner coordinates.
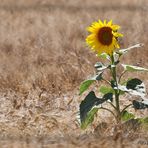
top-left (110, 55), bottom-right (121, 123)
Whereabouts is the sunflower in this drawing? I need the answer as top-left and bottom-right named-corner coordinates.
top-left (86, 20), bottom-right (123, 55)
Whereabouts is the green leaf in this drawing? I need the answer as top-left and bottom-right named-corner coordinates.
top-left (99, 84), bottom-right (125, 95)
top-left (121, 110), bottom-right (135, 121)
top-left (126, 78), bottom-right (143, 90)
top-left (80, 91), bottom-right (100, 122)
top-left (121, 78), bottom-right (133, 85)
top-left (94, 62), bottom-right (107, 71)
top-left (99, 86), bottom-right (114, 94)
top-left (116, 43), bottom-right (144, 55)
top-left (118, 78), bottom-right (146, 97)
top-left (133, 100), bottom-right (148, 109)
top-left (122, 64), bottom-right (148, 72)
top-left (126, 78), bottom-right (146, 97)
top-left (103, 93), bottom-right (113, 102)
top-left (79, 80), bottom-right (95, 95)
top-left (80, 91), bottom-right (112, 129)
top-left (80, 91), bottom-right (100, 129)
top-left (79, 73), bottom-right (103, 95)
top-left (81, 107), bottom-right (98, 130)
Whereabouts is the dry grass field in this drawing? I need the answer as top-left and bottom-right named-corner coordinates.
top-left (0, 0), bottom-right (148, 147)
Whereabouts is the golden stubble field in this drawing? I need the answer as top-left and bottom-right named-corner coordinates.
top-left (0, 0), bottom-right (147, 147)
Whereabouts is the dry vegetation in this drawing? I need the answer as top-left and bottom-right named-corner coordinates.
top-left (0, 0), bottom-right (147, 147)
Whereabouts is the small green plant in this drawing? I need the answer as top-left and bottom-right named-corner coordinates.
top-left (79, 20), bottom-right (148, 129)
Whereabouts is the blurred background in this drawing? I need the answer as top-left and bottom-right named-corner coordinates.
top-left (0, 0), bottom-right (147, 146)
top-left (0, 0), bottom-right (147, 92)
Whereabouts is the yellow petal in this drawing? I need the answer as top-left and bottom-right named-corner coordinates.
top-left (87, 26), bottom-right (95, 33)
top-left (85, 19), bottom-right (123, 56)
top-left (91, 22), bottom-right (100, 28)
top-left (112, 25), bottom-right (120, 31)
top-left (98, 20), bottom-right (104, 26)
top-left (113, 32), bottom-right (123, 37)
top-left (107, 20), bottom-right (113, 26)
top-left (104, 20), bottom-right (107, 25)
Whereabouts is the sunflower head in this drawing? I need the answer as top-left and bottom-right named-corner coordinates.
top-left (86, 20), bottom-right (123, 56)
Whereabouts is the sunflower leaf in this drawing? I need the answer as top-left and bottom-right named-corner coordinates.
top-left (94, 62), bottom-right (107, 71)
top-left (121, 64), bottom-right (148, 72)
top-left (117, 78), bottom-right (146, 98)
top-left (79, 73), bottom-right (103, 95)
top-left (80, 91), bottom-right (100, 129)
top-left (116, 43), bottom-right (144, 55)
top-left (126, 78), bottom-right (146, 97)
top-left (80, 91), bottom-right (112, 129)
top-left (126, 78), bottom-right (143, 90)
top-left (79, 80), bottom-right (94, 95)
top-left (99, 86), bottom-right (124, 96)
top-left (133, 100), bottom-right (148, 109)
top-left (80, 107), bottom-right (98, 130)
top-left (99, 86), bottom-right (114, 94)
top-left (121, 110), bottom-right (135, 121)
top-left (103, 93), bottom-right (113, 102)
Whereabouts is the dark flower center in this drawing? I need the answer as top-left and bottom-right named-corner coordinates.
top-left (98, 27), bottom-right (113, 45)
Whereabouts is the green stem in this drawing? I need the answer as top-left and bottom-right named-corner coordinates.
top-left (118, 70), bottom-right (127, 83)
top-left (121, 104), bottom-right (132, 115)
top-left (102, 77), bottom-right (111, 85)
top-left (110, 55), bottom-right (121, 123)
top-left (107, 101), bottom-right (117, 110)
